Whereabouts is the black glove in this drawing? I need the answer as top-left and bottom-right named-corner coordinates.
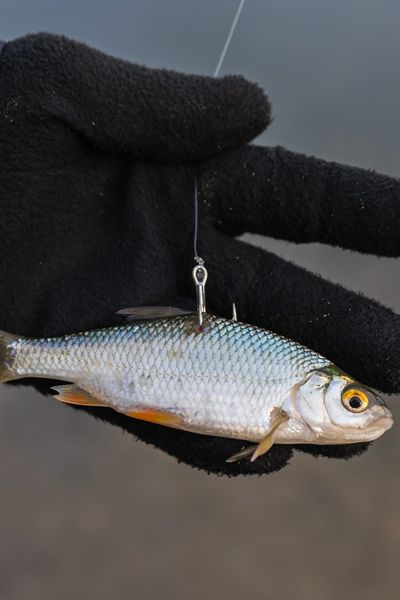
top-left (1, 33), bottom-right (399, 477)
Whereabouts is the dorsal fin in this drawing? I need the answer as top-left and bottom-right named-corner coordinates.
top-left (116, 306), bottom-right (193, 321)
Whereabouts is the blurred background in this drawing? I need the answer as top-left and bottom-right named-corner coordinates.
top-left (1, 1), bottom-right (400, 598)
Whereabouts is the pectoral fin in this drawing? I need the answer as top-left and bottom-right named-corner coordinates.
top-left (226, 444), bottom-right (257, 463)
top-left (250, 409), bottom-right (289, 461)
top-left (226, 409), bottom-right (289, 464)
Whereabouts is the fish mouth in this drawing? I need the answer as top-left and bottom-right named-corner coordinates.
top-left (363, 415), bottom-right (394, 440)
top-left (344, 414), bottom-right (394, 443)
top-left (310, 414), bottom-right (394, 445)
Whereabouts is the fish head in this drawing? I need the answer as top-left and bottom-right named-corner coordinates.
top-left (295, 367), bottom-right (393, 444)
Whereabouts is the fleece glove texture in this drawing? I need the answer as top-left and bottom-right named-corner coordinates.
top-left (1, 33), bottom-right (400, 475)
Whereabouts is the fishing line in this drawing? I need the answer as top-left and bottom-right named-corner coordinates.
top-left (213, 0), bottom-right (246, 78)
top-left (193, 177), bottom-right (201, 263)
top-left (193, 0), bottom-right (246, 263)
top-left (193, 0), bottom-right (246, 325)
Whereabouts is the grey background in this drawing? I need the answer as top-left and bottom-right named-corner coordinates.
top-left (1, 1), bottom-right (400, 599)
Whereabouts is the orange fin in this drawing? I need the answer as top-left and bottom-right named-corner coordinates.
top-left (116, 306), bottom-right (193, 321)
top-left (51, 384), bottom-right (104, 407)
top-left (123, 408), bottom-right (184, 427)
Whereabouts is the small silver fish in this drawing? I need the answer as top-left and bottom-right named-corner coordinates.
top-left (0, 307), bottom-right (393, 462)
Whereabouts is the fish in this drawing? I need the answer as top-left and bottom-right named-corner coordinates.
top-left (0, 307), bottom-right (393, 462)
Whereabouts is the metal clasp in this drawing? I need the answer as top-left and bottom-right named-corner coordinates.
top-left (192, 258), bottom-right (208, 327)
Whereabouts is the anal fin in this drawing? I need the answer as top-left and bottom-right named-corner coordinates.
top-left (52, 384), bottom-right (185, 429)
top-left (51, 384), bottom-right (104, 407)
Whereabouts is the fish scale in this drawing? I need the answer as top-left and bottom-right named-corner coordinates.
top-left (0, 310), bottom-right (394, 456)
top-left (5, 314), bottom-right (330, 441)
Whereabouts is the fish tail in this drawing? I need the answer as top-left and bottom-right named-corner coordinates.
top-left (0, 330), bottom-right (19, 383)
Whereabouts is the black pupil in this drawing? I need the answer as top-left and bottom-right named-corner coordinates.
top-left (349, 396), bottom-right (362, 409)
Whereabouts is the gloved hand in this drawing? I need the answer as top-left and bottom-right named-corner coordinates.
top-left (1, 33), bottom-right (399, 476)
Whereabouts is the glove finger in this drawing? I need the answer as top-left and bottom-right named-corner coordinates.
top-left (178, 226), bottom-right (400, 394)
top-left (201, 145), bottom-right (400, 256)
top-left (3, 34), bottom-right (270, 161)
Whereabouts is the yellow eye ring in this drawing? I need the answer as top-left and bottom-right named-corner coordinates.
top-left (342, 388), bottom-right (369, 413)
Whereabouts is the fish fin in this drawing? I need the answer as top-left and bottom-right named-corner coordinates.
top-left (250, 409), bottom-right (289, 462)
top-left (123, 407), bottom-right (185, 427)
top-left (226, 444), bottom-right (258, 463)
top-left (116, 306), bottom-right (194, 321)
top-left (0, 330), bottom-right (19, 383)
top-left (51, 384), bottom-right (103, 407)
top-left (232, 303), bottom-right (238, 321)
top-left (226, 409), bottom-right (289, 464)
top-left (250, 436), bottom-right (275, 462)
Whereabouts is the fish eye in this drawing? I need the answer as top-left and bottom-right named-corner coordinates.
top-left (341, 388), bottom-right (369, 413)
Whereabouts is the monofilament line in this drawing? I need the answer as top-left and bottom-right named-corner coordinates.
top-left (193, 0), bottom-right (246, 264)
top-left (213, 0), bottom-right (246, 78)
top-left (193, 177), bottom-right (201, 262)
